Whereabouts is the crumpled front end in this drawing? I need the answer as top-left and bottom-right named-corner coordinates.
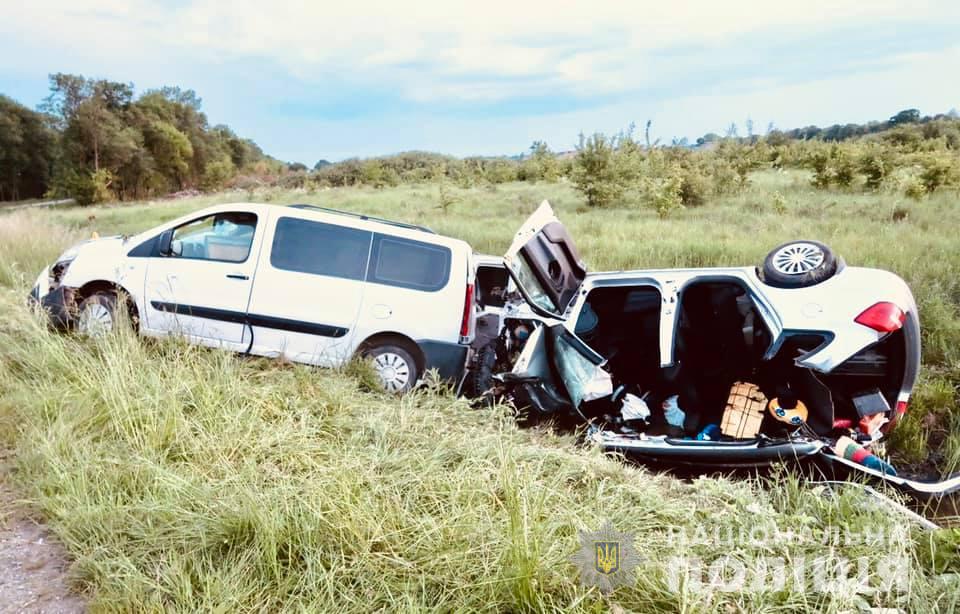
top-left (28, 255), bottom-right (81, 330)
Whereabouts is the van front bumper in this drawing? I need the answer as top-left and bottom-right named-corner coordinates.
top-left (29, 283), bottom-right (77, 330)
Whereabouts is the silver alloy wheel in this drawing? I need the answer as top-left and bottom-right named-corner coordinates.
top-left (770, 242), bottom-right (826, 276)
top-left (78, 302), bottom-right (114, 337)
top-left (373, 351), bottom-right (412, 392)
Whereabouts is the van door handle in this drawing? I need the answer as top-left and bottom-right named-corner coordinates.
top-left (226, 273), bottom-right (249, 280)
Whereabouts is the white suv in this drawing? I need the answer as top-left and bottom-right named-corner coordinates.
top-left (30, 203), bottom-right (477, 391)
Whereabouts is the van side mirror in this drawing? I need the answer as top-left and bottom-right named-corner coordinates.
top-left (158, 229), bottom-right (174, 256)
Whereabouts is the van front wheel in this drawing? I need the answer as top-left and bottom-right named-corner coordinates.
top-left (363, 343), bottom-right (420, 393)
top-left (76, 292), bottom-right (117, 337)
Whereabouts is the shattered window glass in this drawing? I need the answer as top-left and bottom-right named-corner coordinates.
top-left (511, 254), bottom-right (556, 313)
top-left (553, 332), bottom-right (609, 407)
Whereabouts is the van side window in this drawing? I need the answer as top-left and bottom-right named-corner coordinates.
top-left (270, 217), bottom-right (372, 280)
top-left (369, 234), bottom-right (451, 292)
top-left (170, 212), bottom-right (257, 262)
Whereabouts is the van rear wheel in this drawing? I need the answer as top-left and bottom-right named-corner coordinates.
top-left (761, 240), bottom-right (839, 288)
top-left (363, 343), bottom-right (419, 393)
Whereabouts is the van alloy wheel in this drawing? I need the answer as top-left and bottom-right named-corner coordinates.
top-left (771, 242), bottom-right (826, 276)
top-left (373, 351), bottom-right (412, 392)
top-left (77, 293), bottom-right (116, 337)
top-left (760, 240), bottom-right (839, 288)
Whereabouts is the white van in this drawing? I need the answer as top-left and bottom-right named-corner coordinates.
top-left (31, 203), bottom-right (477, 391)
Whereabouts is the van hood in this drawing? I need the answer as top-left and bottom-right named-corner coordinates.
top-left (55, 235), bottom-right (125, 263)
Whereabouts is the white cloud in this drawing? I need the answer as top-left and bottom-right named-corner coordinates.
top-left (2, 0), bottom-right (959, 162)
top-left (4, 0), bottom-right (958, 102)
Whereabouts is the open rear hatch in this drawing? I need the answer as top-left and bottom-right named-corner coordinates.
top-left (504, 201), bottom-right (587, 320)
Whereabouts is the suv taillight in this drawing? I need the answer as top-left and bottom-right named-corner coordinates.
top-left (854, 302), bottom-right (905, 333)
top-left (460, 283), bottom-right (474, 338)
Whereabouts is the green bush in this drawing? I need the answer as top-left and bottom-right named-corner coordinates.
top-left (918, 154), bottom-right (957, 193)
top-left (201, 157), bottom-right (236, 192)
top-left (571, 133), bottom-right (625, 208)
top-left (903, 176), bottom-right (927, 200)
top-left (677, 169), bottom-right (708, 207)
top-left (808, 150), bottom-right (833, 188)
top-left (645, 174), bottom-right (683, 219)
top-left (832, 149), bottom-right (856, 188)
top-left (858, 149), bottom-right (892, 190)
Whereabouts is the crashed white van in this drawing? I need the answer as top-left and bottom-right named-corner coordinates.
top-left (473, 202), bottom-right (960, 498)
top-left (30, 203), bottom-right (477, 391)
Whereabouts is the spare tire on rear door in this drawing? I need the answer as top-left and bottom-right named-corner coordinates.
top-left (760, 240), bottom-right (840, 288)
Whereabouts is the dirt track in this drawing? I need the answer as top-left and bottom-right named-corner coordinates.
top-left (0, 458), bottom-right (85, 614)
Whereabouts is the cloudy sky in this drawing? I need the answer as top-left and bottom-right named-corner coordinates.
top-left (1, 1), bottom-right (959, 164)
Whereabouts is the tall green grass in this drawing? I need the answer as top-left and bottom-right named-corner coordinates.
top-left (1, 175), bottom-right (959, 610)
top-left (1, 291), bottom-right (956, 611)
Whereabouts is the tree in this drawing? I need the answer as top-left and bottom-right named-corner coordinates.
top-left (572, 133), bottom-right (625, 208)
top-left (144, 121), bottom-right (193, 189)
top-left (0, 96), bottom-right (56, 200)
top-left (696, 133), bottom-right (721, 146)
top-left (889, 109), bottom-right (921, 126)
top-left (519, 141), bottom-right (560, 181)
top-left (32, 74), bottom-right (273, 202)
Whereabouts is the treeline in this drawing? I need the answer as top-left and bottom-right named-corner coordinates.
top-left (769, 108), bottom-right (960, 144)
top-left (4, 86), bottom-right (959, 211)
top-left (298, 143), bottom-right (571, 190)
top-left (567, 113), bottom-right (960, 214)
top-left (0, 74), bottom-right (282, 203)
top-left (292, 109), bottom-right (960, 217)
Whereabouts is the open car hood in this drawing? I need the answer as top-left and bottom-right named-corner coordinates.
top-left (504, 201), bottom-right (587, 319)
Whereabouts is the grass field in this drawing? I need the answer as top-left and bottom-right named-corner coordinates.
top-left (1, 172), bottom-right (959, 611)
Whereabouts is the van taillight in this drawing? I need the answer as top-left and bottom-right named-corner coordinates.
top-left (884, 400), bottom-right (909, 432)
top-left (854, 302), bottom-right (905, 333)
top-left (460, 283), bottom-right (474, 338)
top-left (895, 400), bottom-right (908, 418)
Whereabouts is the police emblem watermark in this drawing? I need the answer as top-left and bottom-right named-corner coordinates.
top-left (570, 521), bottom-right (638, 592)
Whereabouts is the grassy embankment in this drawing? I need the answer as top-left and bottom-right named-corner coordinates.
top-left (0, 171), bottom-right (958, 611)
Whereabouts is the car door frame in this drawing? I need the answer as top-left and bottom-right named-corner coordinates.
top-left (137, 207), bottom-right (268, 351)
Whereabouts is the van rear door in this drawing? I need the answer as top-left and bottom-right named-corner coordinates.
top-left (504, 201), bottom-right (587, 319)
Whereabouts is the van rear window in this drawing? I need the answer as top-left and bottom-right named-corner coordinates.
top-left (369, 234), bottom-right (451, 292)
top-left (270, 217), bottom-right (371, 280)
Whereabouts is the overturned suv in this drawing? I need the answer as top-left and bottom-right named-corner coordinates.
top-left (477, 202), bottom-right (959, 499)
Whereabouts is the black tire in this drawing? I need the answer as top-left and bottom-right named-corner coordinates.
top-left (76, 291), bottom-right (118, 337)
top-left (470, 341), bottom-right (498, 397)
top-left (760, 240), bottom-right (839, 288)
top-left (362, 343), bottom-right (420, 393)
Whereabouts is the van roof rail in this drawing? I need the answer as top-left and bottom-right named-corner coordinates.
top-left (289, 204), bottom-right (435, 234)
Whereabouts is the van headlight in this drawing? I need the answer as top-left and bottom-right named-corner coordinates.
top-left (49, 246), bottom-right (79, 289)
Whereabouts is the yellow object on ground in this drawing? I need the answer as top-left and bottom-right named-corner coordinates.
top-left (768, 397), bottom-right (809, 426)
